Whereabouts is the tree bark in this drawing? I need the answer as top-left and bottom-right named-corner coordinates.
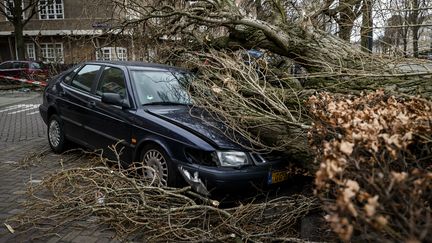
top-left (409, 0), bottom-right (420, 58)
top-left (14, 22), bottom-right (25, 60)
top-left (11, 0), bottom-right (25, 60)
top-left (360, 0), bottom-right (373, 52)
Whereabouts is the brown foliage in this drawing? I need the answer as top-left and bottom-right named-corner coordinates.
top-left (308, 90), bottom-right (432, 242)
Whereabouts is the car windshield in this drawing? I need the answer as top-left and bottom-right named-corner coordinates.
top-left (131, 70), bottom-right (192, 105)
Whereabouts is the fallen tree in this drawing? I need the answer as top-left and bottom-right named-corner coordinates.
top-left (97, 2), bottom-right (432, 240)
top-left (103, 0), bottom-right (432, 170)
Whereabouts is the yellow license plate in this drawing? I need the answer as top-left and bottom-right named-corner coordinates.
top-left (269, 170), bottom-right (290, 184)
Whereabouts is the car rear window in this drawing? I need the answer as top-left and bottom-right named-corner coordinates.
top-left (30, 62), bottom-right (45, 69)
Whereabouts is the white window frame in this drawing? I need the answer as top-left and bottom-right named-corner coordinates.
top-left (40, 42), bottom-right (64, 63)
top-left (25, 43), bottom-right (36, 61)
top-left (39, 0), bottom-right (64, 20)
top-left (4, 0), bottom-right (25, 20)
top-left (96, 47), bottom-right (128, 61)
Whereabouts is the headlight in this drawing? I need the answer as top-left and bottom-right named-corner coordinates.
top-left (216, 151), bottom-right (249, 167)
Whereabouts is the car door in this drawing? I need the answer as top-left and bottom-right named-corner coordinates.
top-left (86, 65), bottom-right (134, 162)
top-left (56, 64), bottom-right (103, 146)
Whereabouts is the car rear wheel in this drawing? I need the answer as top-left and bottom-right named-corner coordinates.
top-left (48, 114), bottom-right (67, 153)
top-left (140, 145), bottom-right (179, 187)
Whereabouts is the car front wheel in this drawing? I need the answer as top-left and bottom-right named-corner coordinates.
top-left (48, 114), bottom-right (67, 153)
top-left (140, 145), bottom-right (179, 187)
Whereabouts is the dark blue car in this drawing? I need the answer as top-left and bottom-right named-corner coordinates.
top-left (39, 61), bottom-right (289, 195)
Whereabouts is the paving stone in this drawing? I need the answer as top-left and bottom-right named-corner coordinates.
top-left (71, 235), bottom-right (99, 243)
top-left (46, 236), bottom-right (62, 243)
top-left (0, 96), bottom-right (122, 243)
top-left (61, 231), bottom-right (82, 242)
top-left (95, 237), bottom-right (112, 243)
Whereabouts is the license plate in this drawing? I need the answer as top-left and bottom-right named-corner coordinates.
top-left (268, 170), bottom-right (290, 184)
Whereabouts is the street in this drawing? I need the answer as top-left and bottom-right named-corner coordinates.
top-left (0, 92), bottom-right (119, 243)
top-left (0, 94), bottom-right (45, 146)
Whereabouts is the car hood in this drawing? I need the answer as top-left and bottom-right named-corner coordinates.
top-left (146, 106), bottom-right (248, 150)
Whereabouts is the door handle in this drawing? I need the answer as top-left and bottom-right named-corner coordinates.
top-left (88, 101), bottom-right (96, 108)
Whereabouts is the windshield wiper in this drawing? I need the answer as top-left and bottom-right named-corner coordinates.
top-left (142, 101), bottom-right (190, 106)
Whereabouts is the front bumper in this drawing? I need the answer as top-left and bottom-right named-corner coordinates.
top-left (177, 161), bottom-right (287, 196)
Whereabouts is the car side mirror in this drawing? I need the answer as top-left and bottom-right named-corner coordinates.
top-left (101, 93), bottom-right (130, 109)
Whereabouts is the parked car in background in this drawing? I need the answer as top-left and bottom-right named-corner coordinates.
top-left (0, 60), bottom-right (49, 81)
top-left (39, 61), bottom-right (290, 196)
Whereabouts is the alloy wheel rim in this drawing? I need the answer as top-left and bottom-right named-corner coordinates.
top-left (143, 149), bottom-right (169, 186)
top-left (49, 120), bottom-right (61, 148)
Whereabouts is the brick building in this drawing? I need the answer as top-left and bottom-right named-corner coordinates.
top-left (0, 0), bottom-right (133, 64)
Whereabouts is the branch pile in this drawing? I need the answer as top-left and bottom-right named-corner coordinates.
top-left (9, 159), bottom-right (320, 242)
top-left (309, 90), bottom-right (432, 242)
top-left (187, 50), bottom-right (311, 159)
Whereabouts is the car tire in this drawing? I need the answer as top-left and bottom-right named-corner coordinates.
top-left (47, 114), bottom-right (67, 153)
top-left (140, 144), bottom-right (180, 187)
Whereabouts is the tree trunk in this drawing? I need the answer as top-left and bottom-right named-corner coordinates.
top-left (410, 0), bottom-right (420, 58)
top-left (339, 24), bottom-right (353, 42)
top-left (360, 0), bottom-right (373, 52)
top-left (14, 22), bottom-right (25, 60)
top-left (412, 27), bottom-right (419, 58)
top-left (338, 6), bottom-right (356, 41)
top-left (12, 0), bottom-right (25, 60)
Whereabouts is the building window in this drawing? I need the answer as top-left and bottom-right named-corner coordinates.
top-left (4, 0), bottom-right (25, 20)
top-left (96, 47), bottom-right (128, 61)
top-left (39, 0), bottom-right (64, 20)
top-left (40, 43), bottom-right (63, 63)
top-left (25, 43), bottom-right (36, 60)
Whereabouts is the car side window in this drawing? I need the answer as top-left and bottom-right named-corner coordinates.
top-left (70, 65), bottom-right (101, 93)
top-left (63, 66), bottom-right (81, 85)
top-left (0, 62), bottom-right (11, 69)
top-left (96, 67), bottom-right (127, 98)
top-left (19, 62), bottom-right (28, 68)
top-left (12, 62), bottom-right (21, 69)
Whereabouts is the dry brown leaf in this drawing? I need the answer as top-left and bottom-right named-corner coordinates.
top-left (339, 141), bottom-right (354, 156)
top-left (364, 195), bottom-right (379, 217)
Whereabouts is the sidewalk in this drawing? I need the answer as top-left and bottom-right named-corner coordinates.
top-left (0, 93), bottom-right (120, 242)
top-left (0, 139), bottom-right (120, 243)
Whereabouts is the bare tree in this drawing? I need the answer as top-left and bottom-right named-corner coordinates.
top-left (382, 15), bottom-right (405, 55)
top-left (407, 0), bottom-right (429, 57)
top-left (386, 0), bottom-right (432, 57)
top-left (0, 0), bottom-right (55, 60)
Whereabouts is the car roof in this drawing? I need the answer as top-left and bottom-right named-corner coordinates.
top-left (85, 60), bottom-right (185, 71)
top-left (0, 60), bottom-right (43, 64)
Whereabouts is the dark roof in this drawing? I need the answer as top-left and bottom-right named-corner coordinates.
top-left (85, 60), bottom-right (184, 71)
